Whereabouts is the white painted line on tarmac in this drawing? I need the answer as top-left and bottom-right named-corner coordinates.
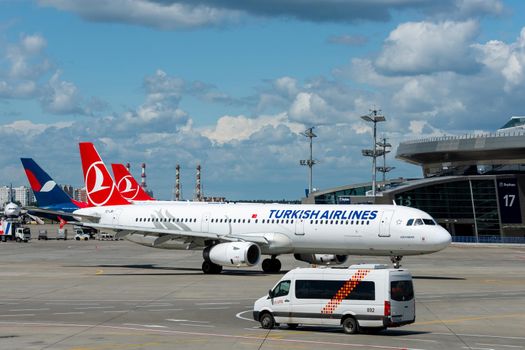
top-left (103, 311), bottom-right (128, 314)
top-left (0, 314), bottom-right (35, 317)
top-left (166, 319), bottom-right (209, 324)
top-left (477, 344), bottom-right (523, 349)
top-left (199, 307), bottom-right (230, 310)
top-left (0, 321), bottom-right (428, 350)
top-left (236, 310), bottom-right (257, 322)
top-left (136, 304), bottom-right (172, 308)
top-left (123, 323), bottom-right (167, 328)
top-left (195, 302), bottom-right (240, 305)
top-left (46, 302), bottom-right (99, 306)
top-left (54, 312), bottom-right (85, 315)
top-left (433, 332), bottom-right (525, 341)
top-left (462, 347), bottom-right (494, 350)
top-left (9, 308), bottom-right (49, 312)
top-left (75, 306), bottom-right (115, 310)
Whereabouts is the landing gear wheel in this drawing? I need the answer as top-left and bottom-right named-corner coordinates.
top-left (202, 261), bottom-right (223, 274)
top-left (262, 258), bottom-right (281, 273)
top-left (260, 313), bottom-right (275, 329)
top-left (342, 317), bottom-right (358, 334)
top-left (390, 256), bottom-right (403, 269)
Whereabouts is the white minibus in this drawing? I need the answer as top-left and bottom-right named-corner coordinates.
top-left (253, 264), bottom-right (415, 334)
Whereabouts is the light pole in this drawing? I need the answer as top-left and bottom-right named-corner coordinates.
top-left (361, 109), bottom-right (386, 197)
top-left (376, 137), bottom-right (395, 188)
top-left (300, 127), bottom-right (317, 197)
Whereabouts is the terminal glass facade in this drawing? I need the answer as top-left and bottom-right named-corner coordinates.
top-left (314, 186), bottom-right (371, 204)
top-left (394, 179), bottom-right (500, 236)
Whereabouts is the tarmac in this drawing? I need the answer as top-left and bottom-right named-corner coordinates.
top-left (0, 223), bottom-right (524, 350)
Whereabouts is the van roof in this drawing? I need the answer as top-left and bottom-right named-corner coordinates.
top-left (348, 263), bottom-right (389, 270)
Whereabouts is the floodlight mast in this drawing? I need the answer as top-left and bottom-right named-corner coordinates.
top-left (300, 127), bottom-right (317, 196)
top-left (376, 137), bottom-right (395, 186)
top-left (360, 109), bottom-right (386, 197)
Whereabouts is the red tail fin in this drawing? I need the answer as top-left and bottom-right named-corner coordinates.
top-left (79, 142), bottom-right (131, 207)
top-left (111, 164), bottom-right (155, 201)
top-left (57, 216), bottom-right (67, 229)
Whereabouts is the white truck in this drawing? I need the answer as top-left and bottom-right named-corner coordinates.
top-left (253, 264), bottom-right (415, 334)
top-left (15, 227), bottom-right (31, 242)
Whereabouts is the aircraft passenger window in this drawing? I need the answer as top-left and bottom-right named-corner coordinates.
top-left (291, 220), bottom-right (294, 224)
top-left (255, 219), bottom-right (258, 223)
top-left (247, 219), bottom-right (251, 223)
top-left (414, 219), bottom-right (423, 226)
top-left (346, 220), bottom-right (349, 225)
top-left (367, 221), bottom-right (370, 225)
top-left (242, 219), bottom-right (245, 223)
top-left (423, 219), bottom-right (436, 225)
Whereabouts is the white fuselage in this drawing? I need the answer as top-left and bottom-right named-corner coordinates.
top-left (74, 203), bottom-right (451, 256)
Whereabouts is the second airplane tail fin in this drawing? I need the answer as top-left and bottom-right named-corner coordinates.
top-left (79, 142), bottom-right (131, 207)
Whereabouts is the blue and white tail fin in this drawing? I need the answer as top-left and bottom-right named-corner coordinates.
top-left (20, 158), bottom-right (86, 212)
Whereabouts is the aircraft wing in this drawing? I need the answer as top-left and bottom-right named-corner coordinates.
top-left (79, 222), bottom-right (270, 246)
top-left (26, 208), bottom-right (100, 222)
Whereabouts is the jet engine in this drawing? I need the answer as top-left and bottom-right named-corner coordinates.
top-left (203, 242), bottom-right (261, 267)
top-left (294, 254), bottom-right (348, 265)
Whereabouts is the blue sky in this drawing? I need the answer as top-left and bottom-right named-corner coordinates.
top-left (1, 0), bottom-right (525, 200)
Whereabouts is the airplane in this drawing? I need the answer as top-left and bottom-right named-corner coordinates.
top-left (20, 158), bottom-right (88, 222)
top-left (111, 163), bottom-right (155, 201)
top-left (60, 142), bottom-right (451, 274)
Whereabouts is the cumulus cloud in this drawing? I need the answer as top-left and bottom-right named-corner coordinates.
top-left (40, 70), bottom-right (87, 115)
top-left (39, 0), bottom-right (504, 29)
top-left (473, 28), bottom-right (525, 91)
top-left (375, 20), bottom-right (480, 75)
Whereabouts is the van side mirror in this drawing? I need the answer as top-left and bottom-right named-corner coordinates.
top-left (268, 289), bottom-right (273, 298)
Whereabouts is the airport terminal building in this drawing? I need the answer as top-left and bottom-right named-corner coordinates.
top-left (304, 118), bottom-right (525, 243)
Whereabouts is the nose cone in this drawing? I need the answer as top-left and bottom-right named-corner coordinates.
top-left (432, 227), bottom-right (452, 251)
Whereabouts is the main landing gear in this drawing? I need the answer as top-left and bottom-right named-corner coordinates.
top-left (262, 256), bottom-right (281, 273)
top-left (391, 256), bottom-right (403, 269)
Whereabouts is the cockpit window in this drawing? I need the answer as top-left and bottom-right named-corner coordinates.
top-left (423, 219), bottom-right (436, 225)
top-left (414, 219), bottom-right (424, 226)
top-left (406, 219), bottom-right (414, 226)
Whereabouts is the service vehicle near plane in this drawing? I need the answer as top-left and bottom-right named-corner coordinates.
top-left (253, 264), bottom-right (415, 334)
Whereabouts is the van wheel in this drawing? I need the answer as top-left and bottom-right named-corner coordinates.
top-left (260, 312), bottom-right (275, 329)
top-left (342, 316), bottom-right (358, 334)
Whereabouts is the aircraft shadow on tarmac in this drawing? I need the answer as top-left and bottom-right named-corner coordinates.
top-left (412, 275), bottom-right (466, 280)
top-left (65, 264), bottom-right (288, 276)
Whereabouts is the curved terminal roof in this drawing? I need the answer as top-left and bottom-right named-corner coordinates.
top-left (396, 131), bottom-right (525, 166)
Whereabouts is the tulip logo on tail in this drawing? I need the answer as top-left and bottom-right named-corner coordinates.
top-left (86, 161), bottom-right (114, 206)
top-left (117, 175), bottom-right (139, 200)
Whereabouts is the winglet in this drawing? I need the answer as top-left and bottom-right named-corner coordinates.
top-left (111, 163), bottom-right (155, 201)
top-left (79, 142), bottom-right (131, 207)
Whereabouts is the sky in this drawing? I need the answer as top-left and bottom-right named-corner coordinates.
top-left (1, 0), bottom-right (525, 200)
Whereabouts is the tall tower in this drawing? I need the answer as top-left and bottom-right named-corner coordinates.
top-left (173, 164), bottom-right (181, 201)
top-left (195, 164), bottom-right (202, 201)
top-left (141, 163), bottom-right (147, 190)
top-left (126, 162), bottom-right (131, 173)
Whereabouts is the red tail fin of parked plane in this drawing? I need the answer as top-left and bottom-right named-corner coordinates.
top-left (111, 163), bottom-right (155, 201)
top-left (79, 142), bottom-right (131, 207)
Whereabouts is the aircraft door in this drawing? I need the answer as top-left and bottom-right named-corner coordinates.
top-left (379, 210), bottom-right (394, 237)
top-left (201, 212), bottom-right (210, 232)
top-left (111, 210), bottom-right (121, 225)
top-left (295, 218), bottom-right (305, 235)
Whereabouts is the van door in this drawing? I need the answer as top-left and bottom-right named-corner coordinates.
top-left (379, 210), bottom-right (394, 237)
top-left (270, 280), bottom-right (292, 324)
top-left (389, 278), bottom-right (415, 325)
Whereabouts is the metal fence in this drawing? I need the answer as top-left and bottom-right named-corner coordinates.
top-left (452, 236), bottom-right (525, 244)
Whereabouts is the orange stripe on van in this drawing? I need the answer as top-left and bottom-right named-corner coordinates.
top-left (320, 269), bottom-right (371, 315)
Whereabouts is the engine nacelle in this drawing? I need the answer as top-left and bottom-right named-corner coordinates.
top-left (294, 253), bottom-right (348, 265)
top-left (204, 242), bottom-right (261, 267)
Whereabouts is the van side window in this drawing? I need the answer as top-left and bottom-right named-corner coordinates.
top-left (406, 219), bottom-right (414, 226)
top-left (295, 280), bottom-right (375, 300)
top-left (272, 280), bottom-right (290, 298)
top-left (391, 280), bottom-right (414, 301)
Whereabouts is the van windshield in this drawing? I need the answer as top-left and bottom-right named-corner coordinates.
top-left (391, 280), bottom-right (414, 301)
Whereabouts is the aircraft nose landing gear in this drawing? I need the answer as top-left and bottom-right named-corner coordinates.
top-left (391, 256), bottom-right (403, 269)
